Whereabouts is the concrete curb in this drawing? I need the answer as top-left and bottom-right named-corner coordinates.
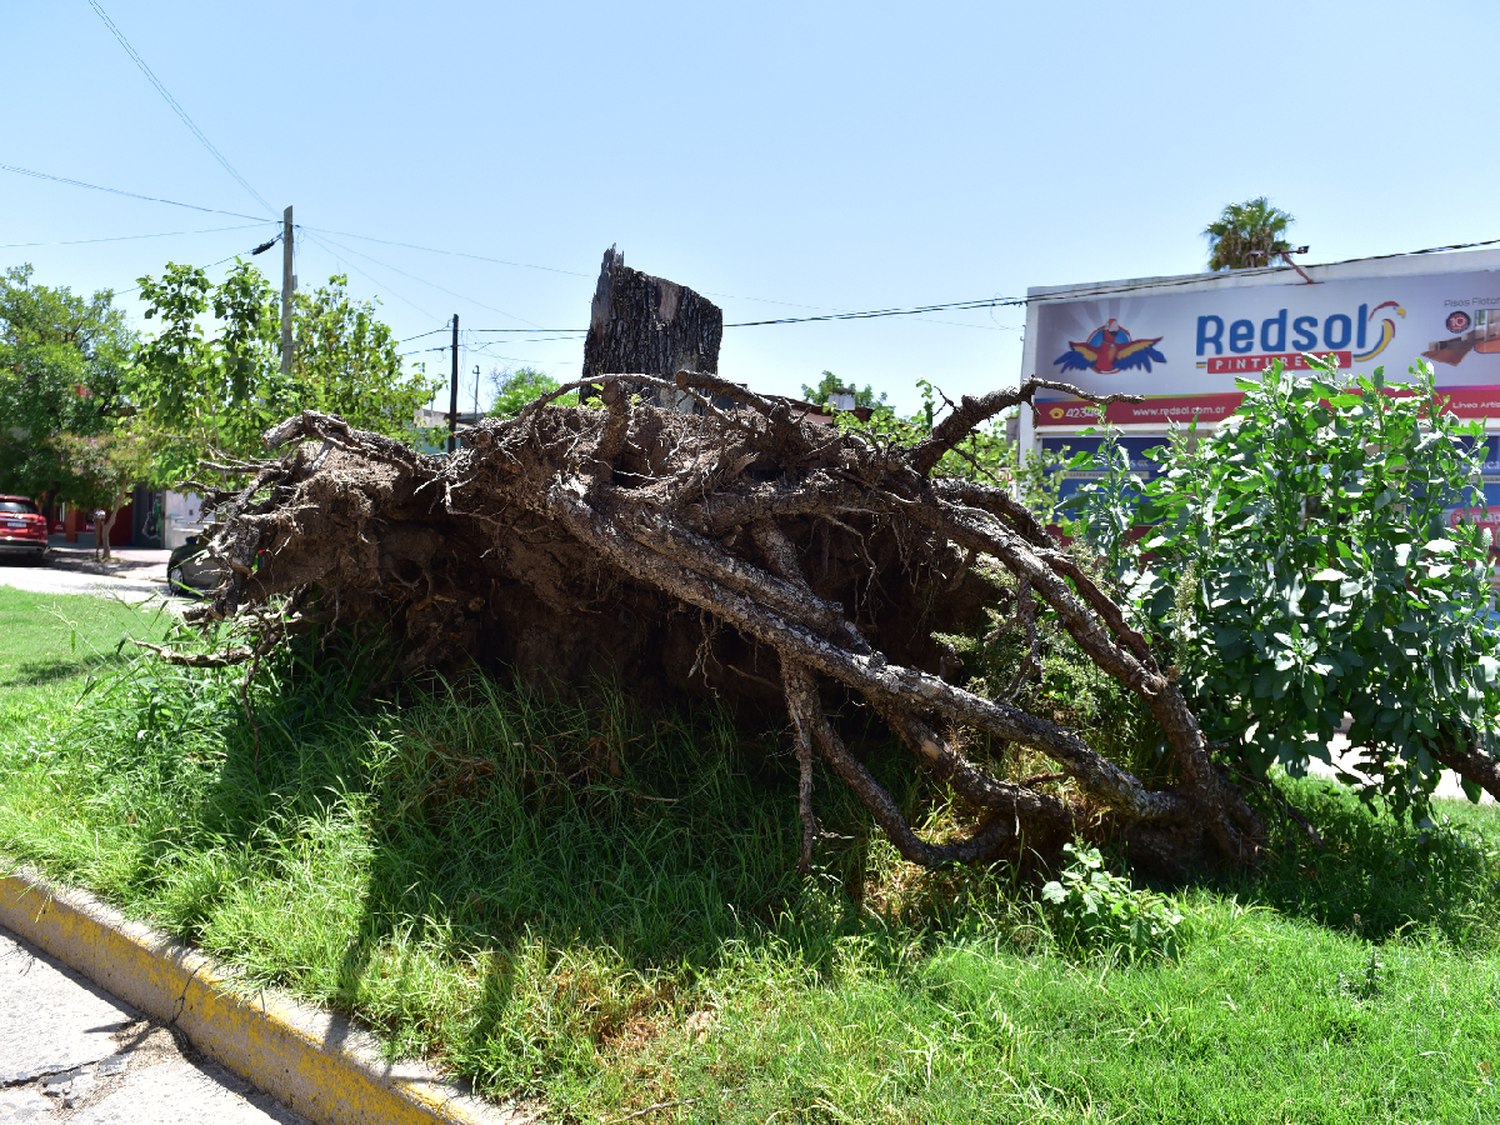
top-left (0, 865), bottom-right (530, 1125)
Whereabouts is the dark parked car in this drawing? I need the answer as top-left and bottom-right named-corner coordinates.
top-left (167, 535), bottom-right (222, 596)
top-left (0, 496), bottom-right (49, 562)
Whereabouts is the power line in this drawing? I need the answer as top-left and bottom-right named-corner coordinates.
top-left (297, 225), bottom-right (1000, 333)
top-left (300, 224), bottom-right (592, 279)
top-left (459, 296), bottom-right (1010, 335)
top-left (299, 229), bottom-right (442, 320)
top-left (0, 163), bottom-right (268, 221)
top-left (455, 234), bottom-right (1500, 335)
top-left (0, 221), bottom-right (273, 250)
top-left (87, 0), bottom-right (276, 217)
top-left (308, 229), bottom-right (544, 327)
top-left (116, 247), bottom-right (259, 296)
top-left (725, 298), bottom-right (1012, 328)
top-left (292, 225), bottom-right (1007, 333)
top-left (1018, 236), bottom-right (1500, 306)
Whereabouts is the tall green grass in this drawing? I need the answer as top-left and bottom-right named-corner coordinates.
top-left (0, 585), bottom-right (175, 715)
top-left (1, 593), bottom-right (1498, 1122)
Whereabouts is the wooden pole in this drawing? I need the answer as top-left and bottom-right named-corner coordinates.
top-left (448, 315), bottom-right (459, 453)
top-left (280, 206), bottom-right (294, 380)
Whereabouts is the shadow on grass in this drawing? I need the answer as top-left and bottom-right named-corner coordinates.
top-left (55, 642), bottom-right (906, 1084)
top-left (1201, 775), bottom-right (1500, 947)
top-left (2, 651), bottom-right (127, 690)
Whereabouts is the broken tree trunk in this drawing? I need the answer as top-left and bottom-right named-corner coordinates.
top-left (178, 368), bottom-right (1269, 873)
top-left (583, 246), bottom-right (723, 412)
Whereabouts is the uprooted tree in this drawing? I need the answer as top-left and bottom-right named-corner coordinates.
top-left (154, 236), bottom-right (1500, 874)
top-left (168, 357), bottom-right (1281, 873)
top-left (153, 249), bottom-right (1327, 873)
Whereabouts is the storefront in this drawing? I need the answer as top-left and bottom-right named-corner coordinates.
top-left (1018, 248), bottom-right (1500, 524)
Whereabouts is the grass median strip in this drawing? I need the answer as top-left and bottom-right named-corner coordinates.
top-left (1, 586), bottom-right (1499, 1122)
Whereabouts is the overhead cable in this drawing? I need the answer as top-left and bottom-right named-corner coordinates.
top-left (308, 229), bottom-right (543, 327)
top-left (457, 234), bottom-right (1500, 336)
top-left (0, 163), bottom-right (268, 221)
top-left (87, 0), bottom-right (276, 216)
top-left (116, 248), bottom-right (257, 296)
top-left (0, 221), bottom-right (274, 250)
top-left (300, 230), bottom-right (442, 320)
top-left (300, 225), bottom-right (592, 279)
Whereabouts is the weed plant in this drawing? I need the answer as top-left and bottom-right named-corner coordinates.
top-left (934, 562), bottom-right (1171, 789)
top-left (2, 591), bottom-right (1500, 1122)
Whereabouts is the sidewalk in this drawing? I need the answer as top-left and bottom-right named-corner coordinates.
top-left (1, 923), bottom-right (307, 1123)
top-left (44, 534), bottom-right (172, 570)
top-left (0, 869), bottom-right (521, 1125)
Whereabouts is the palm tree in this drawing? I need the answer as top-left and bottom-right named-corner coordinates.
top-left (1203, 197), bottom-right (1295, 271)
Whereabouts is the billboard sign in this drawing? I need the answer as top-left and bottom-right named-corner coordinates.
top-left (1030, 262), bottom-right (1500, 427)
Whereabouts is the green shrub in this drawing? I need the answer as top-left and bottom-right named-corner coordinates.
top-left (1071, 357), bottom-right (1500, 817)
top-left (1040, 842), bottom-right (1187, 960)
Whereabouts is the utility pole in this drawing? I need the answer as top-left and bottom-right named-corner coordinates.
top-left (280, 206), bottom-right (295, 379)
top-left (473, 365), bottom-right (480, 418)
top-left (448, 314), bottom-right (459, 454)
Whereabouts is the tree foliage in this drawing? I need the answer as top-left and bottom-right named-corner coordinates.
top-left (0, 265), bottom-right (136, 501)
top-left (800, 370), bottom-right (889, 412)
top-left (50, 429), bottom-right (154, 559)
top-left (132, 261), bottom-right (441, 484)
top-left (489, 367), bottom-right (574, 417)
top-left (1071, 358), bottom-right (1500, 815)
top-left (1203, 196), bottom-right (1295, 272)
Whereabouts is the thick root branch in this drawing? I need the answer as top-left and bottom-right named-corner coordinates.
top-left (174, 387), bottom-right (1265, 872)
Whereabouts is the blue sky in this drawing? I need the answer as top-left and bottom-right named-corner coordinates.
top-left (5, 1), bottom-right (1494, 418)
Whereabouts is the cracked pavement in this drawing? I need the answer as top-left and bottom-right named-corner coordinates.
top-left (0, 925), bottom-right (307, 1124)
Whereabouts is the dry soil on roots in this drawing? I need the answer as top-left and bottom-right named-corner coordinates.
top-left (171, 376), bottom-right (1264, 871)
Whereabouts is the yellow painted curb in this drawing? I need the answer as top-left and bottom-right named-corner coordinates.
top-left (0, 866), bottom-right (530, 1125)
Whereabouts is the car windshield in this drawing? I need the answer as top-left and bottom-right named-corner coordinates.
top-left (0, 500), bottom-right (39, 514)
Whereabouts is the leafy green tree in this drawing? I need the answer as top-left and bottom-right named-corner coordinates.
top-left (50, 428), bottom-right (154, 560)
top-left (489, 366), bottom-right (574, 417)
top-left (800, 370), bottom-right (888, 412)
top-left (290, 274), bottom-right (440, 439)
top-left (132, 261), bottom-right (271, 483)
top-left (1076, 358), bottom-right (1500, 815)
top-left (133, 261), bottom-right (441, 484)
top-left (1203, 196), bottom-right (1295, 271)
top-left (0, 265), bottom-right (136, 503)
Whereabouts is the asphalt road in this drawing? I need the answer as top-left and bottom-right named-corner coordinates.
top-left (0, 544), bottom-right (178, 605)
top-left (0, 924), bottom-right (307, 1124)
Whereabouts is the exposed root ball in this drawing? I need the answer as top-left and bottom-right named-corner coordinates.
top-left (182, 374), bottom-right (1264, 870)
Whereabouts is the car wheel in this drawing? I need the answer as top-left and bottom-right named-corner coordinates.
top-left (168, 564), bottom-right (195, 597)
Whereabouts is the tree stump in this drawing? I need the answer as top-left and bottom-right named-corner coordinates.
top-left (582, 246), bottom-right (723, 411)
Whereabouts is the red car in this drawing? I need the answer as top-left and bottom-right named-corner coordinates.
top-left (0, 496), bottom-right (49, 562)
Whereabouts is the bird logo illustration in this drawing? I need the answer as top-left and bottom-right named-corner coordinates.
top-left (1055, 319), bottom-right (1166, 375)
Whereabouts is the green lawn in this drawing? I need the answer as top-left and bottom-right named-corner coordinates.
top-left (0, 583), bottom-right (176, 724)
top-left (0, 585), bottom-right (1497, 1123)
